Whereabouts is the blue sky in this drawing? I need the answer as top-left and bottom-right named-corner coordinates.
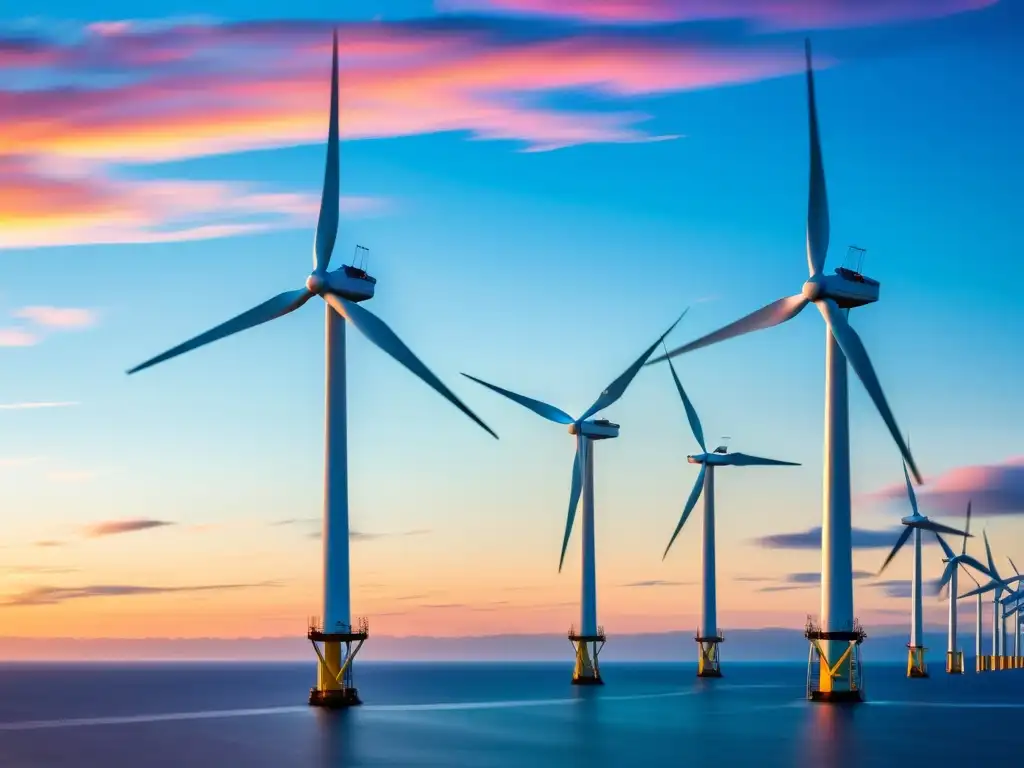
top-left (0, 0), bottom-right (1022, 641)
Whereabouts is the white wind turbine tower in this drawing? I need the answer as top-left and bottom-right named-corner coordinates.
top-left (660, 356), bottom-right (798, 677)
top-left (960, 531), bottom-right (1020, 666)
top-left (126, 32), bottom-right (497, 708)
top-left (464, 312), bottom-right (685, 685)
top-left (963, 569), bottom-right (985, 669)
top-left (934, 502), bottom-right (993, 673)
top-left (645, 39), bottom-right (921, 703)
top-left (877, 460), bottom-right (969, 678)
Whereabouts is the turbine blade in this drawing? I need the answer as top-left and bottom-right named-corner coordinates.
top-left (648, 295), bottom-right (808, 365)
top-left (817, 299), bottom-right (921, 484)
top-left (961, 500), bottom-right (971, 557)
top-left (935, 560), bottom-right (955, 597)
top-left (1010, 556), bottom-right (1020, 577)
top-left (666, 357), bottom-right (705, 452)
top-left (461, 374), bottom-right (573, 425)
top-left (902, 460), bottom-right (919, 518)
top-left (877, 526), bottom-right (912, 576)
top-left (933, 531), bottom-right (955, 561)
top-left (127, 288), bottom-right (312, 375)
top-left (313, 30), bottom-right (340, 274)
top-left (580, 309), bottom-right (687, 421)
top-left (984, 530), bottom-right (997, 576)
top-left (724, 452), bottom-right (800, 467)
top-left (558, 437), bottom-right (584, 573)
top-left (804, 39), bottom-right (829, 279)
top-left (960, 555), bottom-right (994, 581)
top-left (323, 295), bottom-right (497, 439)
top-left (663, 463), bottom-right (706, 560)
top-left (959, 583), bottom-right (992, 599)
top-left (914, 519), bottom-right (968, 537)
top-left (962, 565), bottom-right (981, 589)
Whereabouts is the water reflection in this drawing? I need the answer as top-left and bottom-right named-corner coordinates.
top-left (314, 709), bottom-right (359, 768)
top-left (802, 704), bottom-right (859, 768)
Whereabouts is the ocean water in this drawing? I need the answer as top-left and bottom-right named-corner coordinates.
top-left (0, 661), bottom-right (1018, 766)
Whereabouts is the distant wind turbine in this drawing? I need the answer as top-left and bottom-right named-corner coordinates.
top-left (877, 459), bottom-right (969, 678)
top-left (125, 32), bottom-right (497, 709)
top-left (961, 531), bottom-right (1021, 659)
top-left (661, 355), bottom-right (798, 677)
top-left (933, 502), bottom-right (992, 673)
top-left (463, 312), bottom-right (685, 685)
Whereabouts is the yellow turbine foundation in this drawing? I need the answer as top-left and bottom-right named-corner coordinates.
top-left (569, 627), bottom-right (605, 685)
top-left (307, 617), bottom-right (368, 708)
top-left (907, 646), bottom-right (928, 678)
top-left (696, 634), bottom-right (723, 678)
top-left (946, 650), bottom-right (964, 674)
top-left (805, 618), bottom-right (865, 703)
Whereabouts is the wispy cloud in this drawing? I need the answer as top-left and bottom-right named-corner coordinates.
top-left (81, 518), bottom-right (174, 538)
top-left (867, 579), bottom-right (913, 599)
top-left (753, 525), bottom-right (904, 550)
top-left (0, 329), bottom-right (39, 347)
top-left (756, 570), bottom-right (872, 592)
top-left (33, 540), bottom-right (65, 548)
top-left (2, 580), bottom-right (278, 606)
top-left (438, 0), bottom-right (998, 29)
top-left (866, 456), bottom-right (1024, 518)
top-left (0, 402), bottom-right (77, 410)
top-left (621, 579), bottom-right (692, 587)
top-left (0, 565), bottom-right (78, 575)
top-left (11, 306), bottom-right (96, 329)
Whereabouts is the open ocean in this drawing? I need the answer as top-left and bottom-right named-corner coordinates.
top-left (0, 661), bottom-right (1018, 766)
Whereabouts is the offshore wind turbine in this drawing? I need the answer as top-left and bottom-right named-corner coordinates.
top-left (877, 461), bottom-right (970, 677)
top-left (646, 39), bottom-right (921, 703)
top-left (464, 312), bottom-right (685, 685)
top-left (963, 569), bottom-right (984, 669)
top-left (961, 531), bottom-right (1020, 659)
top-left (660, 356), bottom-right (798, 677)
top-left (934, 502), bottom-right (992, 673)
top-left (125, 33), bottom-right (497, 708)
top-left (1000, 558), bottom-right (1022, 658)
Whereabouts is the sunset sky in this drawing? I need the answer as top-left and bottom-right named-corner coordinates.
top-left (1, 0), bottom-right (1022, 648)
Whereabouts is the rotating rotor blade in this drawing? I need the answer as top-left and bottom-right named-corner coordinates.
top-left (804, 39), bottom-right (829, 279)
top-left (724, 452), bottom-right (800, 467)
top-left (984, 530), bottom-right (998, 577)
top-left (313, 30), bottom-right (340, 274)
top-left (960, 582), bottom-right (995, 599)
top-left (648, 295), bottom-right (808, 365)
top-left (962, 566), bottom-right (981, 589)
top-left (1010, 556), bottom-right (1020, 578)
top-left (461, 375), bottom-right (573, 425)
top-left (913, 519), bottom-right (968, 537)
top-left (962, 500), bottom-right (972, 556)
top-left (663, 463), bottom-right (706, 560)
top-left (580, 308), bottom-right (688, 422)
top-left (959, 555), bottom-right (995, 582)
top-left (935, 560), bottom-right (956, 597)
top-left (901, 460), bottom-right (919, 518)
top-left (1000, 587), bottom-right (1024, 606)
top-left (558, 436), bottom-right (584, 573)
top-left (323, 295), bottom-right (497, 439)
top-left (877, 525), bottom-right (912, 576)
top-left (666, 356), bottom-right (705, 452)
top-left (934, 532), bottom-right (955, 561)
top-left (816, 299), bottom-right (921, 484)
top-left (127, 288), bottom-right (312, 375)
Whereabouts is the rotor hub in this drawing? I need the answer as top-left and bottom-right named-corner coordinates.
top-left (306, 273), bottom-right (326, 295)
top-left (801, 276), bottom-right (824, 302)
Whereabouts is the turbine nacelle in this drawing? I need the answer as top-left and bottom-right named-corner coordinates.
top-left (568, 419), bottom-right (620, 440)
top-left (801, 269), bottom-right (880, 309)
top-left (322, 265), bottom-right (377, 302)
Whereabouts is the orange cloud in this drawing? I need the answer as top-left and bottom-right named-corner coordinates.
top-left (438, 0), bottom-right (998, 29)
top-left (0, 159), bottom-right (386, 249)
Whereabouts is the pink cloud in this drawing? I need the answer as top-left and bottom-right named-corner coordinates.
top-left (0, 21), bottom-right (809, 163)
top-left (13, 306), bottom-right (97, 329)
top-left (0, 329), bottom-right (39, 347)
top-left (438, 0), bottom-right (998, 30)
top-left (867, 456), bottom-right (1024, 517)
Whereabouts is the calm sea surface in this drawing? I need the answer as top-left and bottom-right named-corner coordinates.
top-left (0, 661), bottom-right (1018, 766)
